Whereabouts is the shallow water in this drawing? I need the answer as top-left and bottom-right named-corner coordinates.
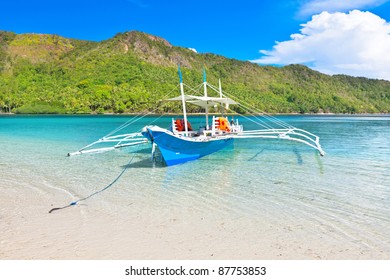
top-left (1, 114), bottom-right (389, 259)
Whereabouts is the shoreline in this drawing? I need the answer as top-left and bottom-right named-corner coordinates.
top-left (1, 112), bottom-right (390, 117)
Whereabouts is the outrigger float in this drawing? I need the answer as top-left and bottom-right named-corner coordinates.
top-left (68, 68), bottom-right (325, 165)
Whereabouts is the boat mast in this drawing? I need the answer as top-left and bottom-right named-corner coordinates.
top-left (219, 78), bottom-right (224, 116)
top-left (219, 78), bottom-right (223, 98)
top-left (178, 66), bottom-right (189, 136)
top-left (203, 68), bottom-right (209, 129)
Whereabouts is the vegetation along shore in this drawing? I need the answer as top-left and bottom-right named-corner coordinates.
top-left (1, 30), bottom-right (389, 114)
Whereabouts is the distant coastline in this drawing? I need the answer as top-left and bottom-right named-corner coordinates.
top-left (1, 111), bottom-right (389, 117)
top-left (1, 31), bottom-right (390, 116)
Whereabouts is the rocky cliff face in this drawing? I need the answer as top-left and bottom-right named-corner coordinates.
top-left (113, 31), bottom-right (195, 68)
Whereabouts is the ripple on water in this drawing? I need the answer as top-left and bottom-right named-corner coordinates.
top-left (1, 115), bottom-right (390, 257)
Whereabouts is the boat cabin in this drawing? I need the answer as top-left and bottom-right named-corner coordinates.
top-left (171, 116), bottom-right (243, 137)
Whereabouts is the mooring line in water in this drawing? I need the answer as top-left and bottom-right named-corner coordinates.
top-left (49, 155), bottom-right (135, 214)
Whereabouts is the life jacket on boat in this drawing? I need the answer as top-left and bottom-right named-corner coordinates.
top-left (175, 119), bottom-right (193, 132)
top-left (216, 117), bottom-right (230, 132)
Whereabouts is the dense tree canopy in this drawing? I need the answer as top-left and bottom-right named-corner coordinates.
top-left (0, 31), bottom-right (389, 114)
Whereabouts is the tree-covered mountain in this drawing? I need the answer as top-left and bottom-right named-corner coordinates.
top-left (0, 30), bottom-right (389, 114)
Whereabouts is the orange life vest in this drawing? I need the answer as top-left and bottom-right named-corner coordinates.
top-left (175, 119), bottom-right (192, 132)
top-left (217, 117), bottom-right (230, 132)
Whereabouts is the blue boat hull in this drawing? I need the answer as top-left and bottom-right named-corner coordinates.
top-left (143, 128), bottom-right (233, 166)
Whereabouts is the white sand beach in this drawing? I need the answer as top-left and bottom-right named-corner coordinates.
top-left (1, 179), bottom-right (388, 260)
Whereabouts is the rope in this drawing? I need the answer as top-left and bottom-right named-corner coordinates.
top-left (73, 86), bottom-right (179, 154)
top-left (49, 154), bottom-right (135, 214)
top-left (206, 82), bottom-right (294, 129)
top-left (226, 106), bottom-right (273, 129)
top-left (183, 83), bottom-right (203, 95)
top-left (103, 86), bottom-right (180, 138)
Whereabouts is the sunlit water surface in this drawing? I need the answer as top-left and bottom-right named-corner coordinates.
top-left (1, 115), bottom-right (389, 257)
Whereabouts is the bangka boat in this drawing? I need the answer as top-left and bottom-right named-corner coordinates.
top-left (68, 68), bottom-right (325, 165)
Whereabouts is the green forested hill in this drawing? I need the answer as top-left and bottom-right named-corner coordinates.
top-left (0, 30), bottom-right (389, 114)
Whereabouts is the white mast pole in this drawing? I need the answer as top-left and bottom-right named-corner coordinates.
top-left (219, 78), bottom-right (225, 116)
top-left (219, 78), bottom-right (223, 98)
top-left (203, 68), bottom-right (209, 129)
top-left (178, 66), bottom-right (189, 136)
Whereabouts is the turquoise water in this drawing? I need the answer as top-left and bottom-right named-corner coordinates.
top-left (1, 114), bottom-right (390, 258)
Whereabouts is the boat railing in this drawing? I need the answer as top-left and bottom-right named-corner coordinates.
top-left (230, 123), bottom-right (243, 133)
top-left (175, 131), bottom-right (198, 137)
top-left (171, 118), bottom-right (178, 133)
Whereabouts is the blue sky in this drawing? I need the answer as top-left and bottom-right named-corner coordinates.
top-left (1, 0), bottom-right (390, 80)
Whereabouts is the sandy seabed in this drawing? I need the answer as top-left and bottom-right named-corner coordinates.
top-left (1, 181), bottom-right (388, 260)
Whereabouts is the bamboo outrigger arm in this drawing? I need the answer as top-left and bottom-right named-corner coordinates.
top-left (234, 128), bottom-right (325, 156)
top-left (67, 132), bottom-right (148, 156)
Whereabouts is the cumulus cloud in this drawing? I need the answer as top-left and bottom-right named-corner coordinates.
top-left (252, 10), bottom-right (390, 80)
top-left (188, 48), bottom-right (198, 53)
top-left (298, 0), bottom-right (390, 17)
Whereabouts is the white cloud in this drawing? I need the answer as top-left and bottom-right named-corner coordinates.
top-left (188, 48), bottom-right (198, 53)
top-left (298, 0), bottom-right (389, 17)
top-left (252, 10), bottom-right (390, 80)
